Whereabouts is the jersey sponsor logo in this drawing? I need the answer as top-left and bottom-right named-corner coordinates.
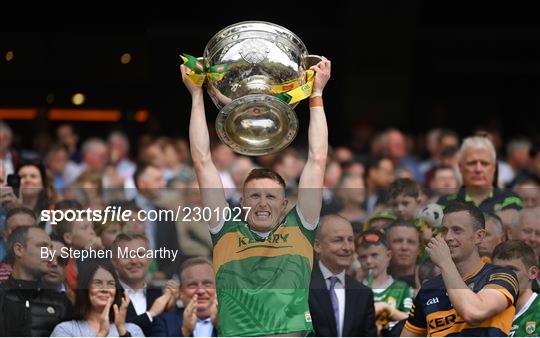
top-left (526, 321), bottom-right (536, 334)
top-left (428, 313), bottom-right (457, 330)
top-left (426, 297), bottom-right (439, 306)
top-left (305, 311), bottom-right (312, 323)
top-left (237, 233), bottom-right (290, 247)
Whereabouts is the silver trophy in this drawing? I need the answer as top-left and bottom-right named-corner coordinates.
top-left (203, 21), bottom-right (321, 156)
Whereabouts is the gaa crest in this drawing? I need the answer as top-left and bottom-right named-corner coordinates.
top-left (526, 321), bottom-right (536, 334)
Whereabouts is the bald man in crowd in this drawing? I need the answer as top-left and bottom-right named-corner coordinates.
top-left (309, 214), bottom-right (376, 337)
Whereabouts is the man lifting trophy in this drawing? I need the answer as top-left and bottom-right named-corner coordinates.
top-left (181, 21), bottom-right (330, 336)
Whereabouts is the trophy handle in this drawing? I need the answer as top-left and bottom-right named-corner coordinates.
top-left (303, 54), bottom-right (324, 68)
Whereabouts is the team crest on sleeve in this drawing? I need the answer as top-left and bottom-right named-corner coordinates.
top-left (526, 321), bottom-right (536, 334)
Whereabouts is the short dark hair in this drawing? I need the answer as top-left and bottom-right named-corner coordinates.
top-left (55, 199), bottom-right (83, 211)
top-left (365, 156), bottom-right (391, 177)
top-left (388, 178), bottom-right (421, 200)
top-left (443, 202), bottom-right (485, 231)
top-left (6, 207), bottom-right (37, 224)
top-left (55, 219), bottom-right (75, 244)
top-left (6, 226), bottom-right (34, 264)
top-left (243, 168), bottom-right (286, 189)
top-left (179, 257), bottom-right (213, 285)
top-left (386, 220), bottom-right (421, 243)
top-left (133, 164), bottom-right (157, 190)
top-left (110, 233), bottom-right (149, 258)
top-left (493, 240), bottom-right (538, 269)
top-left (73, 261), bottom-right (122, 321)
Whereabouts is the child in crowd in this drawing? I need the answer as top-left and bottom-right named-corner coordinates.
top-left (356, 229), bottom-right (413, 336)
top-left (388, 178), bottom-right (433, 241)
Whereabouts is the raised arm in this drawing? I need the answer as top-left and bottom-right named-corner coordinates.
top-left (181, 65), bottom-right (227, 228)
top-left (297, 58), bottom-right (330, 225)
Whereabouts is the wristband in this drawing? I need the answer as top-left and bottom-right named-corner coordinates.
top-left (309, 96), bottom-right (323, 108)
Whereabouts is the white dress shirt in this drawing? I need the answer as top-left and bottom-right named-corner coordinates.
top-left (319, 261), bottom-right (346, 337)
top-left (120, 281), bottom-right (153, 322)
top-left (193, 317), bottom-right (214, 337)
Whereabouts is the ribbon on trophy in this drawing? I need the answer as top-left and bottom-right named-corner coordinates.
top-left (180, 53), bottom-right (315, 105)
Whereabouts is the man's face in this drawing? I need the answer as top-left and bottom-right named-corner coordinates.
top-left (241, 178), bottom-right (287, 232)
top-left (108, 136), bottom-right (128, 161)
top-left (492, 257), bottom-right (537, 293)
top-left (57, 125), bottom-right (77, 148)
top-left (0, 130), bottom-right (12, 152)
top-left (372, 159), bottom-right (394, 189)
top-left (431, 169), bottom-right (459, 195)
top-left (138, 167), bottom-right (166, 200)
top-left (514, 212), bottom-right (540, 256)
top-left (515, 183), bottom-right (540, 209)
top-left (180, 263), bottom-right (216, 319)
top-left (5, 213), bottom-right (37, 240)
top-left (16, 228), bottom-right (51, 278)
top-left (478, 219), bottom-right (504, 257)
top-left (388, 226), bottom-right (421, 270)
top-left (392, 194), bottom-right (420, 221)
top-left (47, 149), bottom-right (68, 175)
top-left (68, 220), bottom-right (96, 250)
top-left (340, 175), bottom-right (365, 205)
top-left (314, 220), bottom-right (355, 273)
top-left (43, 240), bottom-right (67, 287)
top-left (85, 146), bottom-right (108, 172)
top-left (441, 211), bottom-right (484, 263)
top-left (357, 244), bottom-right (391, 279)
top-left (459, 147), bottom-right (496, 188)
top-left (388, 131), bottom-right (407, 161)
top-left (112, 238), bottom-right (150, 285)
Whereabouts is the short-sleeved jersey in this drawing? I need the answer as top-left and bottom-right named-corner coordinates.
top-left (510, 292), bottom-right (540, 337)
top-left (405, 263), bottom-right (518, 336)
top-left (438, 186), bottom-right (523, 213)
top-left (368, 277), bottom-right (413, 329)
top-left (210, 206), bottom-right (317, 337)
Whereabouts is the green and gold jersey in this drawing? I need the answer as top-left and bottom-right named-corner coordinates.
top-left (210, 206), bottom-right (317, 336)
top-left (365, 277), bottom-right (413, 329)
top-left (510, 292), bottom-right (540, 337)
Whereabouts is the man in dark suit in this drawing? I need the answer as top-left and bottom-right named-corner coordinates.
top-left (151, 257), bottom-right (217, 337)
top-left (310, 215), bottom-right (377, 337)
top-left (133, 164), bottom-right (184, 277)
top-left (111, 233), bottom-right (175, 336)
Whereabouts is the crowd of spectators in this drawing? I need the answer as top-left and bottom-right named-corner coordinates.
top-left (0, 119), bottom-right (539, 336)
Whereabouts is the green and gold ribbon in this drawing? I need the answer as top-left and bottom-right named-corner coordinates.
top-left (275, 69), bottom-right (315, 105)
top-left (181, 52), bottom-right (315, 105)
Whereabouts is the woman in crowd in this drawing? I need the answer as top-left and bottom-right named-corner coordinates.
top-left (50, 261), bottom-right (144, 337)
top-left (17, 160), bottom-right (52, 223)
